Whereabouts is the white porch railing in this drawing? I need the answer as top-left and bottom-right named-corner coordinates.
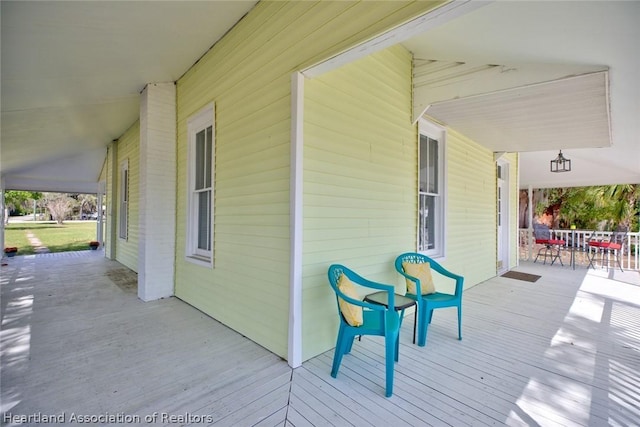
top-left (519, 228), bottom-right (640, 271)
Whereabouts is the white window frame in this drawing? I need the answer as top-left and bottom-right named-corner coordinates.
top-left (185, 103), bottom-right (215, 268)
top-left (119, 159), bottom-right (129, 240)
top-left (418, 119), bottom-right (446, 258)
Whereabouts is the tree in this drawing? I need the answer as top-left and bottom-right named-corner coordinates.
top-left (76, 194), bottom-right (97, 218)
top-left (532, 184), bottom-right (639, 231)
top-left (3, 190), bottom-right (42, 223)
top-left (43, 193), bottom-right (74, 224)
top-left (593, 184), bottom-right (639, 231)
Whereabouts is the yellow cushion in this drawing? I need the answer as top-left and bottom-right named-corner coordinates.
top-left (337, 274), bottom-right (363, 327)
top-left (402, 262), bottom-right (436, 295)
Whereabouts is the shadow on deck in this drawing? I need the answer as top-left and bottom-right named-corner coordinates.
top-left (1, 252), bottom-right (639, 426)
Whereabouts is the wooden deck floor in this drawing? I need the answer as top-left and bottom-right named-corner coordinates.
top-left (1, 252), bottom-right (639, 426)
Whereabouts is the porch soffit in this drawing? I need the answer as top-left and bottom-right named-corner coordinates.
top-left (413, 61), bottom-right (611, 153)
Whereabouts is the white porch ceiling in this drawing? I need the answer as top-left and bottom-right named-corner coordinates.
top-left (1, 1), bottom-right (638, 193)
top-left (1, 0), bottom-right (257, 193)
top-left (424, 71), bottom-right (611, 152)
top-left (403, 0), bottom-right (640, 188)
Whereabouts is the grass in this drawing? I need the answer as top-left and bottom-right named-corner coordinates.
top-left (4, 221), bottom-right (97, 255)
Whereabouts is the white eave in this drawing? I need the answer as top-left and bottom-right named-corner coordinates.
top-left (414, 61), bottom-right (611, 153)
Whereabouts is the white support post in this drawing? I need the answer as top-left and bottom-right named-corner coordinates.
top-left (288, 72), bottom-right (304, 368)
top-left (138, 82), bottom-right (177, 302)
top-left (528, 185), bottom-right (533, 260)
top-left (0, 177), bottom-right (5, 256)
top-left (107, 142), bottom-right (118, 260)
top-left (96, 185), bottom-right (104, 245)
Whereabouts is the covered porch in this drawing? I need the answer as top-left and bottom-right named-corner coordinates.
top-left (2, 252), bottom-right (638, 426)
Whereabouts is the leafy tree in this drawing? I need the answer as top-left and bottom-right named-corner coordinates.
top-left (4, 190), bottom-right (43, 211)
top-left (533, 184), bottom-right (639, 231)
top-left (3, 190), bottom-right (43, 223)
top-left (75, 194), bottom-right (97, 218)
top-left (596, 184), bottom-right (639, 231)
top-left (43, 193), bottom-right (74, 224)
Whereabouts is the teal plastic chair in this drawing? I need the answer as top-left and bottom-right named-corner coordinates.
top-left (394, 253), bottom-right (463, 347)
top-left (327, 264), bottom-right (401, 397)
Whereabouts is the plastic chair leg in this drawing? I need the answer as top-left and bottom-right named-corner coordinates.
top-left (344, 336), bottom-right (355, 354)
top-left (331, 344), bottom-right (344, 378)
top-left (417, 305), bottom-right (429, 347)
top-left (331, 326), bottom-right (347, 378)
top-left (457, 305), bottom-right (462, 340)
top-left (394, 327), bottom-right (400, 362)
top-left (384, 331), bottom-right (397, 397)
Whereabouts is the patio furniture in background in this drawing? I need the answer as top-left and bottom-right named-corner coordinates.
top-left (588, 226), bottom-right (628, 272)
top-left (394, 253), bottom-right (464, 347)
top-left (533, 223), bottom-right (566, 266)
top-left (327, 264), bottom-right (401, 397)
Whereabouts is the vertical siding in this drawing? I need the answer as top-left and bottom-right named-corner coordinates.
top-left (174, 1), bottom-right (445, 360)
top-left (443, 128), bottom-right (497, 289)
top-left (302, 45), bottom-right (416, 360)
top-left (115, 121), bottom-right (140, 272)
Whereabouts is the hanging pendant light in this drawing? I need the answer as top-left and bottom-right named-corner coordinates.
top-left (550, 150), bottom-right (571, 173)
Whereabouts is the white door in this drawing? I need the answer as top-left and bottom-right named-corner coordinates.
top-left (497, 162), bottom-right (509, 274)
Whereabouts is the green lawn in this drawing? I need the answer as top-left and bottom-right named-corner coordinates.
top-left (4, 221), bottom-right (98, 255)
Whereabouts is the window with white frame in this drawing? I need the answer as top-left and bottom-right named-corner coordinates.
top-left (119, 159), bottom-right (129, 240)
top-left (418, 120), bottom-right (445, 256)
top-left (186, 104), bottom-right (215, 266)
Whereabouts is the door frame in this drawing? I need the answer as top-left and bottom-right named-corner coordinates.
top-left (496, 159), bottom-right (510, 274)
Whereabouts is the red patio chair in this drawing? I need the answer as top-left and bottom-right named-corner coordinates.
top-left (533, 223), bottom-right (566, 266)
top-left (587, 226), bottom-right (627, 272)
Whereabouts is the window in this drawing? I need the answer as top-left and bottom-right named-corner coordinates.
top-left (119, 159), bottom-right (129, 240)
top-left (418, 120), bottom-right (445, 256)
top-left (186, 104), bottom-right (215, 266)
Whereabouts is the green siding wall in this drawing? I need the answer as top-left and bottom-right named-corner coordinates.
top-left (442, 128), bottom-right (497, 289)
top-left (115, 121), bottom-right (139, 272)
top-left (302, 45), bottom-right (416, 360)
top-left (174, 1), bottom-right (446, 359)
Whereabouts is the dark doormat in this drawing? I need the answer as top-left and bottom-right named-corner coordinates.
top-left (501, 271), bottom-right (541, 283)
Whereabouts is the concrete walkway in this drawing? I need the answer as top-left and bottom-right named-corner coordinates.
top-left (25, 232), bottom-right (49, 254)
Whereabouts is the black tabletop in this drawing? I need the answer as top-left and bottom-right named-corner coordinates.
top-left (364, 291), bottom-right (416, 311)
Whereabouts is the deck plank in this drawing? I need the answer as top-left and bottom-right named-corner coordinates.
top-left (1, 252), bottom-right (639, 426)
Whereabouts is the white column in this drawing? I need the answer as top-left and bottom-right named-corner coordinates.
top-left (96, 184), bottom-right (104, 245)
top-left (528, 185), bottom-right (533, 260)
top-left (0, 177), bottom-right (5, 255)
top-left (107, 142), bottom-right (118, 260)
top-left (288, 72), bottom-right (304, 368)
top-left (138, 83), bottom-right (176, 301)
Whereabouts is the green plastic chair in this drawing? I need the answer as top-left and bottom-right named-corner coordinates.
top-left (394, 253), bottom-right (463, 347)
top-left (327, 264), bottom-right (400, 397)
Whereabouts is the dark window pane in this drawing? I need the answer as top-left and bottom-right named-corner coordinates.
top-left (427, 138), bottom-right (438, 194)
top-left (419, 134), bottom-right (438, 194)
top-left (419, 134), bottom-right (428, 192)
top-left (419, 194), bottom-right (435, 251)
top-left (205, 126), bottom-right (213, 188)
top-left (195, 129), bottom-right (205, 190)
top-left (197, 191), bottom-right (210, 250)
